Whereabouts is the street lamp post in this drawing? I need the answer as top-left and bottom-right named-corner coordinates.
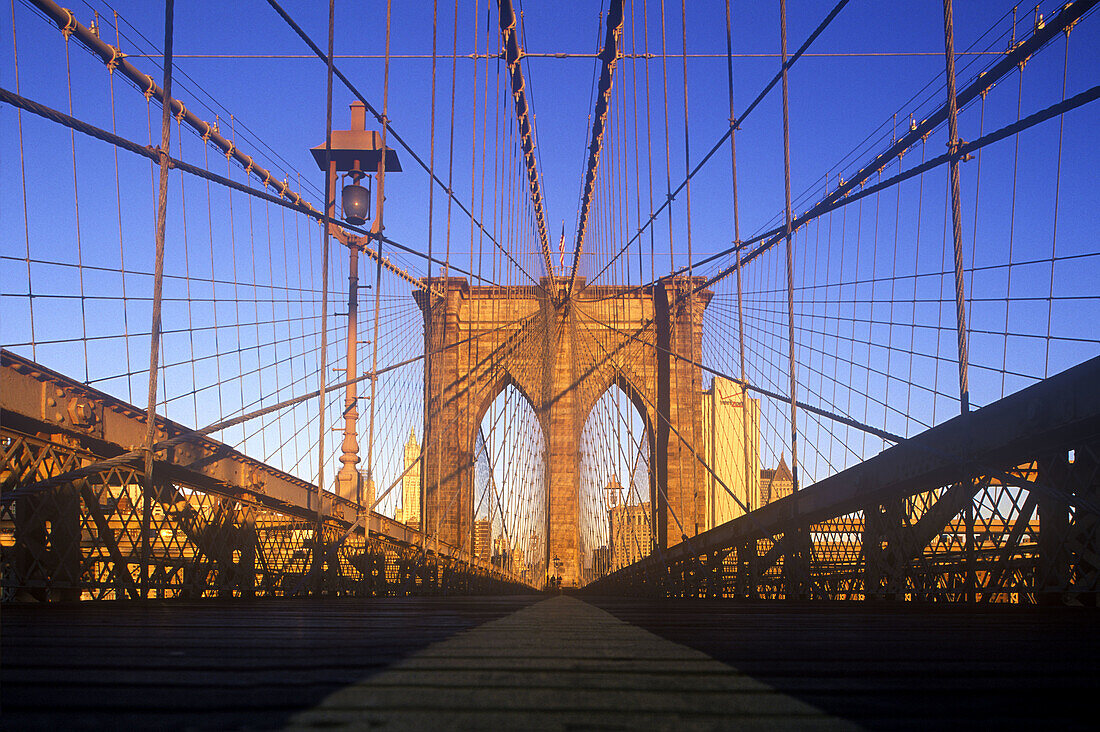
top-left (312, 102), bottom-right (401, 507)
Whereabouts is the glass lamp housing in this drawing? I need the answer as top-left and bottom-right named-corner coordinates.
top-left (342, 181), bottom-right (370, 226)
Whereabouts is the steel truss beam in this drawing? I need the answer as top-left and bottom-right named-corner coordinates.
top-left (0, 350), bottom-right (529, 600)
top-left (587, 356), bottom-right (1100, 601)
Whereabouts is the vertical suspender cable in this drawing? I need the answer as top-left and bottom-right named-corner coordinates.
top-left (142, 0), bottom-right (174, 599)
top-left (779, 0), bottom-right (804, 596)
top-left (423, 0), bottom-right (439, 542)
top-left (725, 0), bottom-right (753, 513)
top-left (315, 0), bottom-right (336, 546)
top-left (566, 0), bottom-right (624, 298)
top-left (679, 0), bottom-right (700, 535)
top-left (366, 0), bottom-right (393, 523)
top-left (779, 0), bottom-right (799, 494)
top-left (498, 0), bottom-right (556, 281)
top-left (1043, 30), bottom-right (1071, 378)
top-left (10, 0), bottom-right (36, 360)
top-left (941, 0), bottom-right (971, 415)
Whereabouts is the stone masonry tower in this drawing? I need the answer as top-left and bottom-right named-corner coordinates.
top-left (415, 275), bottom-right (711, 586)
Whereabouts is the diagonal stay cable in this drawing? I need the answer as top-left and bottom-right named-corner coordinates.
top-left (685, 80), bottom-right (1100, 302)
top-left (580, 0), bottom-right (850, 295)
top-left (566, 0), bottom-right (625, 300)
top-left (574, 306), bottom-right (904, 444)
top-left (673, 0), bottom-right (1097, 302)
top-left (0, 85), bottom-right (507, 290)
top-left (0, 309), bottom-right (536, 503)
top-left (264, 0), bottom-right (545, 293)
top-left (498, 0), bottom-right (555, 280)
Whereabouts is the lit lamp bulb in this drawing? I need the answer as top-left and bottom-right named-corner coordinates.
top-left (342, 166), bottom-right (370, 226)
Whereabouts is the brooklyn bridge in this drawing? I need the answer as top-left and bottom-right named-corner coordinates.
top-left (2, 0), bottom-right (1099, 727)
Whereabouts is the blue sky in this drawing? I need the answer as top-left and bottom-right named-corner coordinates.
top-left (3, 1), bottom-right (1098, 524)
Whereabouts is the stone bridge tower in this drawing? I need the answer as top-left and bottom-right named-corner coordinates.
top-left (415, 275), bottom-right (711, 587)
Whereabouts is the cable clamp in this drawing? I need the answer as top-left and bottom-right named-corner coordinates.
top-left (174, 101), bottom-right (186, 124)
top-left (106, 45), bottom-right (124, 72)
top-left (60, 8), bottom-right (77, 40)
top-left (224, 142), bottom-right (235, 161)
top-left (201, 121), bottom-right (212, 144)
top-left (959, 139), bottom-right (974, 163)
top-left (143, 74), bottom-right (157, 101)
top-left (147, 144), bottom-right (172, 168)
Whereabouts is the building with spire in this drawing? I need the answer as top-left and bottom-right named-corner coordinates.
top-left (360, 471), bottom-right (376, 513)
top-left (395, 428), bottom-right (421, 530)
top-left (760, 453), bottom-right (794, 504)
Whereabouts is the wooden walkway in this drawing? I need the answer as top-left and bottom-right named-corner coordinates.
top-left (3, 594), bottom-right (1098, 729)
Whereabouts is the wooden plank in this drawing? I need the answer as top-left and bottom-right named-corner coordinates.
top-left (4, 595), bottom-right (1099, 728)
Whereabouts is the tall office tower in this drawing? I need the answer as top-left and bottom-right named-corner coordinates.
top-left (700, 377), bottom-right (761, 530)
top-left (360, 472), bottom-right (376, 513)
top-left (473, 519), bottom-right (492, 561)
top-left (395, 427), bottom-right (421, 530)
top-left (609, 500), bottom-right (652, 570)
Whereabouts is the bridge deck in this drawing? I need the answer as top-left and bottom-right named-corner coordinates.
top-left (3, 595), bottom-right (1097, 729)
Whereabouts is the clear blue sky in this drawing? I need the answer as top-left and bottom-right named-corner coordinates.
top-left (2, 1), bottom-right (1098, 514)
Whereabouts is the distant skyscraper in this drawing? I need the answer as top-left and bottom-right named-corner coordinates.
top-left (591, 546), bottom-right (610, 578)
top-left (609, 500), bottom-right (652, 570)
top-left (473, 519), bottom-right (492, 561)
top-left (700, 377), bottom-right (760, 530)
top-left (360, 471), bottom-right (376, 513)
top-left (395, 427), bottom-right (421, 530)
top-left (760, 453), bottom-right (794, 504)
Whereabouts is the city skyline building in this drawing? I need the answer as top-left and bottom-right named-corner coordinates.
top-left (701, 377), bottom-right (760, 531)
top-left (395, 428), bottom-right (421, 530)
top-left (473, 519), bottom-right (492, 561)
top-left (609, 500), bottom-right (652, 571)
top-left (360, 472), bottom-right (376, 514)
top-left (760, 454), bottom-right (794, 504)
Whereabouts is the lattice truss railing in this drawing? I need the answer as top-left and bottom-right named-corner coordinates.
top-left (0, 425), bottom-right (528, 601)
top-left (589, 456), bottom-right (1100, 603)
top-left (585, 355), bottom-right (1100, 601)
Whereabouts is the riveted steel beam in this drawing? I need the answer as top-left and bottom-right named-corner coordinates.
top-left (592, 354), bottom-right (1100, 588)
top-left (1, 350), bottom-right (530, 586)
